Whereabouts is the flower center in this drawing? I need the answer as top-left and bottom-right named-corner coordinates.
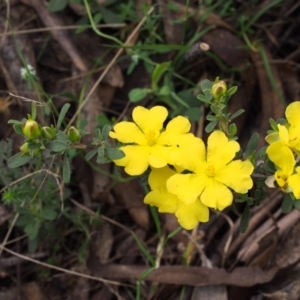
top-left (205, 165), bottom-right (215, 177)
top-left (275, 172), bottom-right (288, 190)
top-left (145, 130), bottom-right (158, 146)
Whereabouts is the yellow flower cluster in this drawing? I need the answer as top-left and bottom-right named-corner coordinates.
top-left (109, 106), bottom-right (254, 229)
top-left (265, 101), bottom-right (300, 198)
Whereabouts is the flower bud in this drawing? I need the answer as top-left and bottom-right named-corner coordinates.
top-left (20, 143), bottom-right (40, 157)
top-left (211, 81), bottom-right (227, 99)
top-left (67, 126), bottom-right (81, 142)
top-left (22, 119), bottom-right (41, 140)
top-left (41, 126), bottom-right (56, 140)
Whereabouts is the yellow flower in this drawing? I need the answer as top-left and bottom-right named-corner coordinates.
top-left (265, 151), bottom-right (300, 199)
top-left (266, 101), bottom-right (300, 165)
top-left (109, 106), bottom-right (195, 175)
top-left (144, 166), bottom-right (209, 230)
top-left (166, 131), bottom-right (254, 210)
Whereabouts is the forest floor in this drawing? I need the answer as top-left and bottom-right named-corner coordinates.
top-left (0, 0), bottom-right (300, 299)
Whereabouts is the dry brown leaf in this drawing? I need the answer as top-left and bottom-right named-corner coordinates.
top-left (262, 279), bottom-right (300, 300)
top-left (276, 63), bottom-right (300, 102)
top-left (29, 0), bottom-right (88, 72)
top-left (74, 32), bottom-right (124, 88)
top-left (113, 179), bottom-right (149, 230)
top-left (94, 222), bottom-right (114, 264)
top-left (273, 218), bottom-right (300, 269)
top-left (117, 228), bottom-right (146, 264)
top-left (202, 29), bottom-right (249, 67)
top-left (22, 282), bottom-right (46, 300)
top-left (88, 262), bottom-right (278, 287)
top-left (191, 285), bottom-right (228, 300)
top-left (69, 265), bottom-right (90, 300)
top-left (157, 0), bottom-right (184, 45)
top-left (0, 282), bottom-right (46, 300)
top-left (91, 287), bottom-right (115, 300)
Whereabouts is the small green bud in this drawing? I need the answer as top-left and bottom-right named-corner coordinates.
top-left (67, 126), bottom-right (81, 142)
top-left (41, 126), bottom-right (56, 140)
top-left (211, 80), bottom-right (227, 99)
top-left (22, 119), bottom-right (41, 139)
top-left (20, 143), bottom-right (40, 157)
top-left (20, 143), bottom-right (29, 154)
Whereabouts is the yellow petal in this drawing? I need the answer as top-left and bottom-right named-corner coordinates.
top-left (277, 124), bottom-right (289, 144)
top-left (167, 173), bottom-right (206, 204)
top-left (165, 116), bottom-right (191, 134)
top-left (288, 167), bottom-right (300, 199)
top-left (285, 101), bottom-right (300, 127)
top-left (109, 122), bottom-right (147, 144)
top-left (148, 166), bottom-right (176, 190)
top-left (206, 131), bottom-right (240, 169)
top-left (266, 141), bottom-right (295, 174)
top-left (175, 199), bottom-right (209, 230)
top-left (287, 125), bottom-right (300, 150)
top-left (114, 145), bottom-right (149, 175)
top-left (265, 132), bottom-right (280, 145)
top-left (144, 189), bottom-right (178, 213)
top-left (133, 106), bottom-right (168, 133)
top-left (166, 135), bottom-right (206, 172)
top-left (200, 179), bottom-right (233, 210)
top-left (148, 145), bottom-right (168, 168)
top-left (215, 160), bottom-right (254, 193)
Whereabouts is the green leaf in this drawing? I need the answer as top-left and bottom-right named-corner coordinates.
top-left (46, 141), bottom-right (68, 152)
top-left (13, 124), bottom-right (24, 135)
top-left (95, 128), bottom-right (102, 140)
top-left (210, 104), bottom-right (219, 115)
top-left (184, 107), bottom-right (202, 122)
top-left (7, 119), bottom-right (24, 125)
top-left (226, 86), bottom-right (238, 96)
top-left (98, 6), bottom-right (121, 24)
top-left (129, 88), bottom-right (150, 102)
top-left (42, 207), bottom-right (57, 221)
top-left (96, 147), bottom-right (108, 164)
top-left (56, 130), bottom-right (69, 142)
top-left (56, 103), bottom-right (70, 131)
top-left (97, 147), bottom-right (109, 164)
top-left (240, 204), bottom-right (250, 233)
top-left (85, 149), bottom-right (98, 161)
top-left (8, 153), bottom-right (32, 168)
top-left (97, 113), bottom-right (112, 127)
top-left (230, 109), bottom-right (245, 121)
top-left (281, 194), bottom-right (293, 213)
top-left (229, 123), bottom-right (237, 137)
top-left (63, 153), bottom-right (71, 183)
top-left (269, 118), bottom-right (278, 131)
top-left (24, 221), bottom-right (40, 240)
top-left (151, 62), bottom-right (171, 88)
top-left (200, 79), bottom-right (213, 98)
top-left (158, 85), bottom-right (171, 96)
top-left (171, 92), bottom-right (189, 108)
top-left (293, 199), bottom-right (300, 210)
top-left (244, 133), bottom-right (260, 158)
top-left (106, 148), bottom-right (125, 160)
top-left (197, 94), bottom-right (211, 103)
top-left (97, 147), bottom-right (105, 157)
top-left (48, 0), bottom-right (68, 12)
top-left (102, 124), bottom-right (112, 140)
top-left (205, 120), bottom-right (218, 133)
top-left (206, 114), bottom-right (217, 121)
top-left (93, 12), bottom-right (102, 24)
